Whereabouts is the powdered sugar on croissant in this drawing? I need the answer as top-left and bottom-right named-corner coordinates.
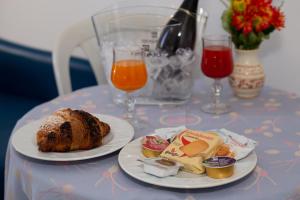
top-left (36, 108), bottom-right (110, 152)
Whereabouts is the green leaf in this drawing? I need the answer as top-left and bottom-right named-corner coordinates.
top-left (238, 34), bottom-right (247, 47)
top-left (221, 10), bottom-right (232, 33)
top-left (258, 32), bottom-right (265, 39)
top-left (233, 32), bottom-right (262, 50)
top-left (249, 32), bottom-right (257, 44)
top-left (263, 26), bottom-right (275, 35)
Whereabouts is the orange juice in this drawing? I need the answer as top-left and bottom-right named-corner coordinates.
top-left (111, 59), bottom-right (147, 92)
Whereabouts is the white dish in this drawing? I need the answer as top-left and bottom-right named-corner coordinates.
top-left (118, 136), bottom-right (257, 189)
top-left (12, 114), bottom-right (134, 161)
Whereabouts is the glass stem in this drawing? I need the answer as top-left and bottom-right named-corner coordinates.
top-left (212, 79), bottom-right (222, 108)
top-left (126, 92), bottom-right (136, 119)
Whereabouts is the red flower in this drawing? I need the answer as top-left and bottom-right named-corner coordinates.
top-left (222, 0), bottom-right (285, 49)
top-left (230, 0), bottom-right (285, 35)
top-left (271, 7), bottom-right (285, 30)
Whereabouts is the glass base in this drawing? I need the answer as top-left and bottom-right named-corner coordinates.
top-left (112, 93), bottom-right (126, 105)
top-left (201, 103), bottom-right (230, 115)
top-left (125, 117), bottom-right (148, 129)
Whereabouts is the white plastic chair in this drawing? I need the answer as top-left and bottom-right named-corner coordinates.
top-left (52, 18), bottom-right (107, 96)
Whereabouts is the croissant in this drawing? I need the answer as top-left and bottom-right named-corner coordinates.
top-left (36, 108), bottom-right (110, 152)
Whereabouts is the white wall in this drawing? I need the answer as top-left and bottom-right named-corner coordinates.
top-left (0, 0), bottom-right (299, 94)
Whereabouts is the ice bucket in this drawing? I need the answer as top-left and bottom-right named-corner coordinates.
top-left (92, 5), bottom-right (207, 103)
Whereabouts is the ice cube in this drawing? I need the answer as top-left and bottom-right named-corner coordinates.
top-left (168, 56), bottom-right (181, 70)
top-left (148, 53), bottom-right (169, 68)
top-left (156, 65), bottom-right (173, 84)
top-left (145, 48), bottom-right (195, 100)
top-left (176, 48), bottom-right (195, 66)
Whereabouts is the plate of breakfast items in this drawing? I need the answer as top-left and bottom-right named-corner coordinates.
top-left (12, 108), bottom-right (134, 161)
top-left (118, 127), bottom-right (257, 189)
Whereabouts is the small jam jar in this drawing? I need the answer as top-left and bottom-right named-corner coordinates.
top-left (203, 157), bottom-right (236, 179)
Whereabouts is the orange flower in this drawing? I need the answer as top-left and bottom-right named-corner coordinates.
top-left (253, 15), bottom-right (267, 32)
top-left (232, 0), bottom-right (248, 13)
top-left (232, 13), bottom-right (253, 34)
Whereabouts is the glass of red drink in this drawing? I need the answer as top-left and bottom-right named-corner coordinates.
top-left (201, 35), bottom-right (233, 114)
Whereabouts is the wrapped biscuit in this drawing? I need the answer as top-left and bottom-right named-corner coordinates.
top-left (160, 129), bottom-right (223, 174)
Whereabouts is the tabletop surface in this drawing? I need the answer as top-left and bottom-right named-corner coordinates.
top-left (5, 81), bottom-right (300, 200)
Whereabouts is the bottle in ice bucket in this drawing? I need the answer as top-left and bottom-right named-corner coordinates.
top-left (150, 0), bottom-right (198, 101)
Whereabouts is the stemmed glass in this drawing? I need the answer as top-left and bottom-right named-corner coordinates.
top-left (111, 46), bottom-right (148, 127)
top-left (201, 35), bottom-right (233, 114)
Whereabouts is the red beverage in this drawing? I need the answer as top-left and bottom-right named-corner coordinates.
top-left (201, 45), bottom-right (233, 78)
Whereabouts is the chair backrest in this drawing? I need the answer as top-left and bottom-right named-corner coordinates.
top-left (52, 18), bottom-right (107, 96)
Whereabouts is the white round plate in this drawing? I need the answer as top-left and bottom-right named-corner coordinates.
top-left (118, 136), bottom-right (257, 189)
top-left (12, 114), bottom-right (134, 161)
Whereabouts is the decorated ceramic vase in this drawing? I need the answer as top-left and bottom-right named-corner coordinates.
top-left (229, 49), bottom-right (265, 98)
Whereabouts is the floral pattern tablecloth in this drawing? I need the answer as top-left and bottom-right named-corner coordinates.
top-left (5, 81), bottom-right (300, 200)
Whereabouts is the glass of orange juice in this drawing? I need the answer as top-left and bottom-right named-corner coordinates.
top-left (111, 46), bottom-right (147, 126)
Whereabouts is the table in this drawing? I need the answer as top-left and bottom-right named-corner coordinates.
top-left (5, 81), bottom-right (300, 200)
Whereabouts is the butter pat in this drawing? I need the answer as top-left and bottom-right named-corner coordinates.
top-left (160, 129), bottom-right (223, 174)
top-left (139, 157), bottom-right (182, 178)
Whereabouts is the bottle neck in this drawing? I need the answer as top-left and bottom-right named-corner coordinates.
top-left (179, 0), bottom-right (199, 14)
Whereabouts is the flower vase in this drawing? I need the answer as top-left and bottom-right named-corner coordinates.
top-left (229, 49), bottom-right (265, 99)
